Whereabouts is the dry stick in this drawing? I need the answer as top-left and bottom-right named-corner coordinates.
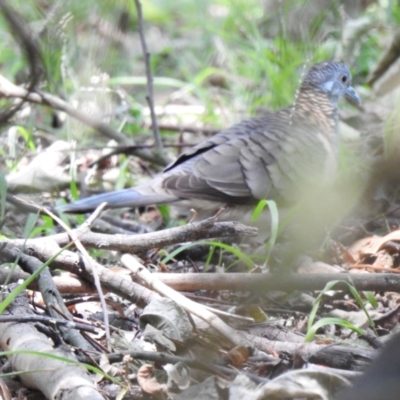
top-left (134, 0), bottom-right (163, 152)
top-left (0, 74), bottom-right (167, 166)
top-left (0, 315), bottom-right (98, 333)
top-left (144, 122), bottom-right (220, 135)
top-left (11, 270), bottom-right (400, 296)
top-left (0, 0), bottom-right (43, 122)
top-left (41, 203), bottom-right (112, 350)
top-left (148, 272), bottom-right (400, 293)
top-left (367, 30), bottom-right (400, 86)
top-left (48, 219), bottom-right (258, 250)
top-left (5, 216), bottom-right (257, 251)
top-left (121, 254), bottom-right (249, 347)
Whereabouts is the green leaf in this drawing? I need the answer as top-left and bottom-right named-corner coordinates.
top-left (23, 213), bottom-right (39, 239)
top-left (305, 317), bottom-right (364, 342)
top-left (158, 205), bottom-right (171, 225)
top-left (252, 199), bottom-right (279, 263)
top-left (15, 126), bottom-right (36, 151)
top-left (0, 172), bottom-right (7, 221)
top-left (363, 291), bottom-right (378, 309)
top-left (115, 156), bottom-right (130, 190)
top-left (0, 253), bottom-right (52, 314)
top-left (0, 350), bottom-right (123, 385)
top-left (306, 280), bottom-right (376, 342)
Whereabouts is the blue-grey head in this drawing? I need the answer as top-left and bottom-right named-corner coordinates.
top-left (301, 61), bottom-right (361, 107)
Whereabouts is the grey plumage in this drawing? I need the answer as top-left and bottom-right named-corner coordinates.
top-left (58, 62), bottom-right (361, 230)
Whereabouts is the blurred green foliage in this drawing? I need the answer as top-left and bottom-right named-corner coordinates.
top-left (0, 0), bottom-right (393, 130)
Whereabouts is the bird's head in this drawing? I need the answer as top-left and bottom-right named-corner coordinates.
top-left (301, 61), bottom-right (361, 107)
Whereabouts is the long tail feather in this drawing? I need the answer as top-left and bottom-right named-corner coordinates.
top-left (57, 188), bottom-right (178, 213)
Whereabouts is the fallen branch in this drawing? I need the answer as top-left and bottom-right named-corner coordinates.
top-left (7, 218), bottom-right (258, 252)
top-left (0, 286), bottom-right (105, 400)
top-left (142, 271), bottom-right (400, 293)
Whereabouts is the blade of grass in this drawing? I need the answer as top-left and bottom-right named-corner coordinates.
top-left (0, 350), bottom-right (122, 385)
top-left (0, 173), bottom-right (6, 221)
top-left (252, 199), bottom-right (279, 263)
top-left (305, 317), bottom-right (364, 342)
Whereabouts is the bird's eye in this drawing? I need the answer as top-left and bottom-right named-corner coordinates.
top-left (341, 75), bottom-right (348, 83)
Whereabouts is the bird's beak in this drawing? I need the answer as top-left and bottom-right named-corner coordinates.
top-left (345, 86), bottom-right (361, 106)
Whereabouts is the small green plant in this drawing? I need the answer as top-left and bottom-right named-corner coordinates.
top-left (158, 204), bottom-right (172, 227)
top-left (115, 156), bottom-right (131, 190)
top-left (23, 212), bottom-right (40, 238)
top-left (28, 215), bottom-right (57, 237)
top-left (161, 240), bottom-right (254, 269)
top-left (15, 126), bottom-right (36, 152)
top-left (305, 280), bottom-right (377, 342)
top-left (252, 199), bottom-right (279, 264)
top-left (0, 248), bottom-right (56, 314)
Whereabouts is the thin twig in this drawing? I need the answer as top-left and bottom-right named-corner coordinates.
top-left (0, 314), bottom-right (98, 333)
top-left (134, 0), bottom-right (163, 152)
top-left (145, 122), bottom-right (220, 135)
top-left (0, 0), bottom-right (44, 122)
top-left (47, 204), bottom-right (111, 347)
top-left (39, 202), bottom-right (112, 350)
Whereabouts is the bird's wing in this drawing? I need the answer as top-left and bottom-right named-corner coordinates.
top-left (160, 109), bottom-right (328, 204)
top-left (58, 108), bottom-right (336, 214)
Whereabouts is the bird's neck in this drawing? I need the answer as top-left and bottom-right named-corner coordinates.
top-left (292, 89), bottom-right (338, 132)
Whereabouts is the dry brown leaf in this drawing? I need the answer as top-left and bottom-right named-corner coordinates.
top-left (348, 236), bottom-right (381, 261)
top-left (348, 230), bottom-right (400, 271)
top-left (349, 231), bottom-right (400, 257)
top-left (137, 364), bottom-right (168, 400)
top-left (369, 230), bottom-right (400, 253)
top-left (225, 345), bottom-right (251, 368)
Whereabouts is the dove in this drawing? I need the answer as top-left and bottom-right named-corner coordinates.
top-left (58, 61), bottom-right (361, 239)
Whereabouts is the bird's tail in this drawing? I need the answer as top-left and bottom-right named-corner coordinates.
top-left (57, 188), bottom-right (178, 213)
